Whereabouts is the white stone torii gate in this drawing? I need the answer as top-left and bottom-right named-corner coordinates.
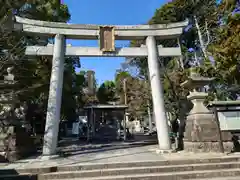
top-left (7, 15), bottom-right (188, 157)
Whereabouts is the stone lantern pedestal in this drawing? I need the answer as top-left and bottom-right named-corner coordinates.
top-left (181, 73), bottom-right (232, 152)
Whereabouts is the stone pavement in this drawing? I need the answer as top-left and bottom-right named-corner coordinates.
top-left (1, 142), bottom-right (239, 170)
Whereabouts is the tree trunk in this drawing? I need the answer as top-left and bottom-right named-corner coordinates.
top-left (194, 15), bottom-right (208, 60)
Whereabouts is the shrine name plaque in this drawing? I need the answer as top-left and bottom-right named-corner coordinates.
top-left (99, 26), bottom-right (115, 52)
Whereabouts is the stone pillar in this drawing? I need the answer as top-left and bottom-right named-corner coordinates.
top-left (123, 112), bottom-right (127, 141)
top-left (146, 36), bottom-right (171, 151)
top-left (87, 71), bottom-right (95, 96)
top-left (42, 34), bottom-right (65, 156)
top-left (92, 110), bottom-right (96, 138)
top-left (147, 104), bottom-right (153, 132)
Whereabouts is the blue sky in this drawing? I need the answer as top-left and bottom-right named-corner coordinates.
top-left (64, 0), bottom-right (166, 85)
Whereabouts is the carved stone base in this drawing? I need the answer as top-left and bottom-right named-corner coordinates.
top-left (0, 126), bottom-right (36, 162)
top-left (184, 111), bottom-right (232, 152)
top-left (185, 113), bottom-right (232, 142)
top-left (184, 141), bottom-right (233, 153)
top-left (0, 150), bottom-right (20, 162)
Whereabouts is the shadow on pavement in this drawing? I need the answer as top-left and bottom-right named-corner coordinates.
top-left (64, 148), bottom-right (152, 165)
top-left (58, 140), bottom-right (157, 157)
top-left (0, 169), bottom-right (38, 180)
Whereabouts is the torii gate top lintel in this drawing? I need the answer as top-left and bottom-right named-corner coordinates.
top-left (14, 16), bottom-right (188, 30)
top-left (10, 15), bottom-right (188, 40)
top-left (3, 14), bottom-right (188, 57)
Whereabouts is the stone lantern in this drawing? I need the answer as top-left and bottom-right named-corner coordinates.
top-left (181, 72), bottom-right (231, 152)
top-left (0, 67), bottom-right (35, 162)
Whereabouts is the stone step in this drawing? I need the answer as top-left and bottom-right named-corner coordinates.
top-left (56, 178), bottom-right (240, 180)
top-left (193, 177), bottom-right (240, 180)
top-left (4, 156), bottom-right (240, 175)
top-left (57, 157), bottom-right (240, 172)
top-left (3, 175), bottom-right (240, 180)
top-left (43, 168), bottom-right (240, 180)
top-left (40, 162), bottom-right (240, 179)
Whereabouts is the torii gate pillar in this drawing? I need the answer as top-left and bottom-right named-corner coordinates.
top-left (43, 34), bottom-right (65, 156)
top-left (146, 36), bottom-right (171, 150)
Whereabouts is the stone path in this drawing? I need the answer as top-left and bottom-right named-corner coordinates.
top-left (1, 142), bottom-right (239, 170)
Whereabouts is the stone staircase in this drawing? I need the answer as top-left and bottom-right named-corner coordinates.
top-left (1, 156), bottom-right (240, 180)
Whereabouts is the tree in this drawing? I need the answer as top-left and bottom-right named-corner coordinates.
top-left (97, 81), bottom-right (117, 104)
top-left (75, 70), bottom-right (98, 106)
top-left (115, 70), bottom-right (132, 104)
top-left (196, 0), bottom-right (240, 100)
top-left (122, 0), bottom-right (221, 122)
top-left (115, 70), bottom-right (151, 119)
top-left (0, 1), bottom-right (83, 130)
top-left (74, 71), bottom-right (89, 108)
